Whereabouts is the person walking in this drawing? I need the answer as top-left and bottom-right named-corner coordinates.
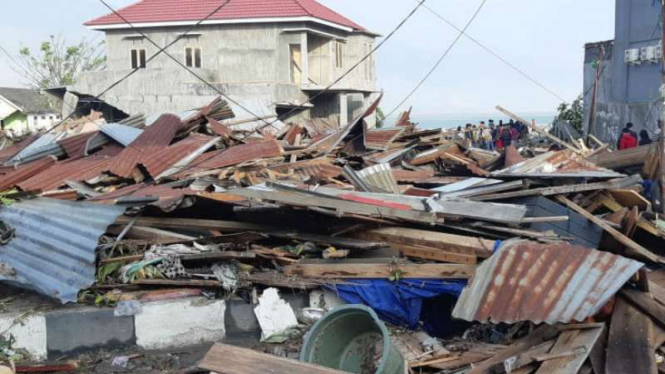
top-left (483, 123), bottom-right (495, 151)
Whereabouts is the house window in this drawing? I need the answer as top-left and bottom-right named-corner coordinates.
top-left (131, 48), bottom-right (147, 69)
top-left (335, 41), bottom-right (345, 69)
top-left (185, 47), bottom-right (202, 68)
top-left (41, 116), bottom-right (46, 120)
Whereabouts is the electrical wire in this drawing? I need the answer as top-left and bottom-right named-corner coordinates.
top-left (418, 1), bottom-right (569, 105)
top-left (41, 0), bottom-right (233, 135)
top-left (242, 0), bottom-right (428, 138)
top-left (384, 0), bottom-right (490, 119)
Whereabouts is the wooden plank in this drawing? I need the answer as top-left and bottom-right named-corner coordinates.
top-left (534, 324), bottom-right (603, 374)
top-left (496, 106), bottom-right (581, 153)
top-left (607, 298), bottom-right (657, 374)
top-left (610, 189), bottom-right (652, 210)
top-left (133, 279), bottom-right (223, 287)
top-left (284, 263), bottom-right (475, 279)
top-left (400, 244), bottom-right (477, 265)
top-left (467, 326), bottom-right (560, 374)
top-left (621, 289), bottom-right (665, 330)
top-left (587, 143), bottom-right (656, 169)
top-left (15, 362), bottom-right (79, 373)
top-left (556, 196), bottom-right (662, 263)
top-left (199, 343), bottom-right (349, 374)
top-left (116, 216), bottom-right (278, 232)
top-left (474, 176), bottom-right (640, 202)
top-left (352, 227), bottom-right (494, 258)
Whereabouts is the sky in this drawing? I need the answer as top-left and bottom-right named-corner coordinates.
top-left (0, 0), bottom-right (615, 118)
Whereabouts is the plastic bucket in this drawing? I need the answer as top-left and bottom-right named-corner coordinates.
top-left (300, 305), bottom-right (405, 374)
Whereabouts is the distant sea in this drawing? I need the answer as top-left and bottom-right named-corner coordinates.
top-left (386, 113), bottom-right (556, 130)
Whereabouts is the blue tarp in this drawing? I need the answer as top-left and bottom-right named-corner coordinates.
top-left (328, 279), bottom-right (467, 330)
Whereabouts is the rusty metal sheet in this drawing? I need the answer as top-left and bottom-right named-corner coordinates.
top-left (494, 150), bottom-right (624, 178)
top-left (57, 131), bottom-right (100, 158)
top-left (191, 140), bottom-right (283, 170)
top-left (391, 169), bottom-right (435, 183)
top-left (0, 157), bottom-right (57, 191)
top-left (0, 136), bottom-right (38, 163)
top-left (141, 133), bottom-right (220, 179)
top-left (109, 114), bottom-right (183, 178)
top-left (18, 156), bottom-right (113, 192)
top-left (452, 240), bottom-right (644, 324)
top-left (364, 127), bottom-right (404, 150)
top-left (269, 158), bottom-right (342, 180)
top-left (90, 183), bottom-right (201, 212)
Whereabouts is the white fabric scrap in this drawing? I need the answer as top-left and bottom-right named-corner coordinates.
top-left (254, 288), bottom-right (298, 342)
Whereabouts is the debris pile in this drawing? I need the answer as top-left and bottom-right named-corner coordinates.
top-left (0, 95), bottom-right (665, 373)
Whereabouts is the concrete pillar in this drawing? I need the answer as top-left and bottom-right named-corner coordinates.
top-left (340, 93), bottom-right (349, 126)
top-left (301, 33), bottom-right (309, 86)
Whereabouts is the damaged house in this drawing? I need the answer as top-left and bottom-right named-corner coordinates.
top-left (71, 0), bottom-right (380, 127)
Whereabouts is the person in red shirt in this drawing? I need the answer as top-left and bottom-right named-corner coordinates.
top-left (618, 128), bottom-right (638, 150)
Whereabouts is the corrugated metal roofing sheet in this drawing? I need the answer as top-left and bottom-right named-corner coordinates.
top-left (357, 163), bottom-right (400, 194)
top-left (0, 198), bottom-right (125, 303)
top-left (493, 150), bottom-right (624, 178)
top-left (141, 134), bottom-right (220, 179)
top-left (57, 131), bottom-right (100, 158)
top-left (7, 133), bottom-right (65, 165)
top-left (99, 123), bottom-right (143, 147)
top-left (109, 114), bottom-right (183, 178)
top-left (0, 157), bottom-right (57, 191)
top-left (191, 140), bottom-right (283, 170)
top-left (364, 128), bottom-right (404, 150)
top-left (18, 156), bottom-right (113, 192)
top-left (452, 240), bottom-right (644, 324)
top-left (0, 136), bottom-right (38, 163)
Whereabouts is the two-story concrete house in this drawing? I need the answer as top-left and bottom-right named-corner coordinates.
top-left (74, 0), bottom-right (379, 127)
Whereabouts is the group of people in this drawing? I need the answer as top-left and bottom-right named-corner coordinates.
top-left (455, 119), bottom-right (529, 151)
top-left (617, 122), bottom-right (655, 150)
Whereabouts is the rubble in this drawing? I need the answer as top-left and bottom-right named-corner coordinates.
top-left (0, 96), bottom-right (664, 374)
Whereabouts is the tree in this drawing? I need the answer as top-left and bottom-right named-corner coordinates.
top-left (554, 95), bottom-right (584, 133)
top-left (1, 35), bottom-right (105, 89)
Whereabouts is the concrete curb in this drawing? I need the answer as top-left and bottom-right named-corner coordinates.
top-left (1, 291), bottom-right (319, 361)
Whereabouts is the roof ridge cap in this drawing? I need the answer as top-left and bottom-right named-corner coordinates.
top-left (292, 0), bottom-right (314, 17)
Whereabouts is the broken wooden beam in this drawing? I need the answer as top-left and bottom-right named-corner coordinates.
top-left (556, 196), bottom-right (661, 263)
top-left (284, 263), bottom-right (476, 279)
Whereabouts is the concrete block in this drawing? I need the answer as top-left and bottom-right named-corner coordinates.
top-left (135, 297), bottom-right (225, 350)
top-left (225, 298), bottom-right (260, 337)
top-left (45, 308), bottom-right (134, 357)
top-left (0, 313), bottom-right (47, 361)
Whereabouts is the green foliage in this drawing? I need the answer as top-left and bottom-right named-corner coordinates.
top-left (555, 95), bottom-right (584, 133)
top-left (2, 35), bottom-right (106, 89)
top-left (0, 190), bottom-right (17, 206)
top-left (97, 262), bottom-right (123, 283)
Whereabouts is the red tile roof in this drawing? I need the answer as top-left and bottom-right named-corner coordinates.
top-left (85, 0), bottom-right (366, 31)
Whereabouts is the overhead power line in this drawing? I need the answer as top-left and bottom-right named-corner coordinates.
top-left (42, 0), bottom-right (234, 135)
top-left (385, 0), bottom-right (491, 118)
top-left (418, 1), bottom-right (568, 105)
top-left (243, 0), bottom-right (428, 138)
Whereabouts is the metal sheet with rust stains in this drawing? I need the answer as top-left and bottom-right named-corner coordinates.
top-left (109, 114), bottom-right (183, 178)
top-left (57, 131), bottom-right (100, 158)
top-left (452, 240), bottom-right (644, 324)
top-left (18, 156), bottom-right (113, 192)
top-left (141, 133), bottom-right (220, 179)
top-left (192, 140), bottom-right (283, 170)
top-left (0, 157), bottom-right (57, 191)
top-left (364, 127), bottom-right (404, 150)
